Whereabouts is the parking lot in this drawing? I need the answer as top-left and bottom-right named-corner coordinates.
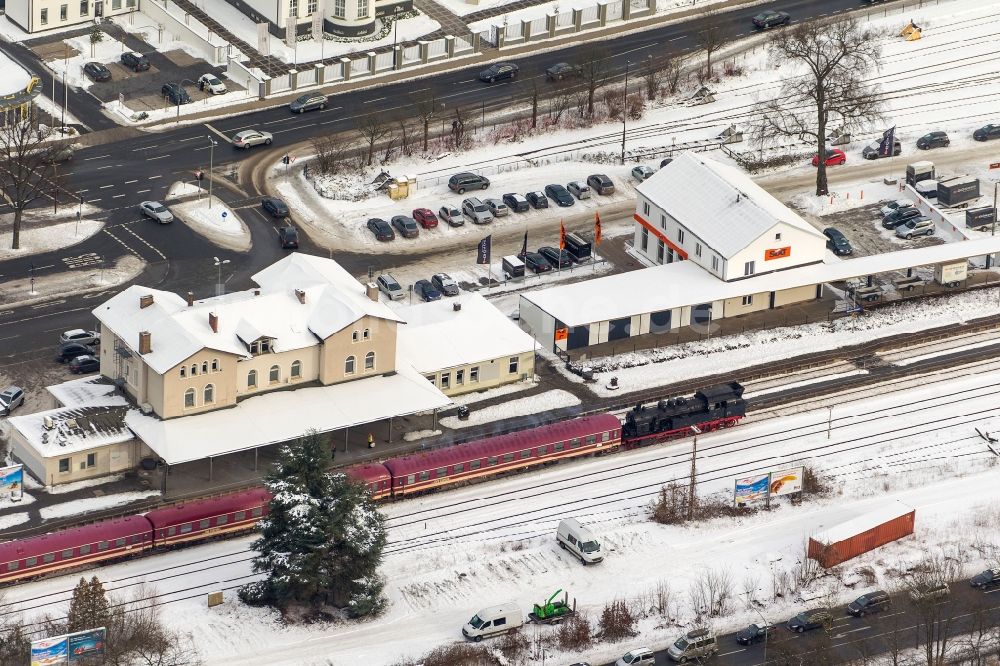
top-left (799, 201), bottom-right (945, 259)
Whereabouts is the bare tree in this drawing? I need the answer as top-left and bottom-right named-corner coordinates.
top-left (899, 553), bottom-right (964, 666)
top-left (520, 74), bottom-right (543, 129)
top-left (692, 11), bottom-right (730, 80)
top-left (578, 45), bottom-right (612, 116)
top-left (411, 88), bottom-right (439, 152)
top-left (310, 135), bottom-right (352, 175)
top-left (640, 51), bottom-right (684, 101)
top-left (355, 112), bottom-right (391, 167)
top-left (547, 92), bottom-right (572, 125)
top-left (688, 567), bottom-right (735, 619)
top-left (451, 107), bottom-right (467, 148)
top-left (752, 18), bottom-right (884, 195)
top-left (0, 115), bottom-right (65, 249)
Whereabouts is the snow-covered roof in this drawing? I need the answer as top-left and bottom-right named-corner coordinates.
top-left (125, 363), bottom-right (451, 465)
top-left (93, 254), bottom-right (403, 375)
top-left (523, 236), bottom-right (1000, 327)
top-left (637, 152), bottom-right (825, 259)
top-left (812, 500), bottom-right (914, 546)
top-left (395, 293), bottom-right (536, 373)
top-left (46, 376), bottom-right (119, 409)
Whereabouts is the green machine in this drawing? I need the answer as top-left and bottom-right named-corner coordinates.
top-left (529, 589), bottom-right (576, 624)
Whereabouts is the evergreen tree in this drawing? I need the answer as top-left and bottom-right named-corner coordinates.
top-left (239, 430), bottom-right (387, 617)
top-left (68, 576), bottom-right (111, 633)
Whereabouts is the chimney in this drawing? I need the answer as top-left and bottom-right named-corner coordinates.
top-left (366, 282), bottom-right (379, 302)
top-left (208, 312), bottom-right (218, 333)
top-left (186, 292), bottom-right (194, 307)
top-left (453, 302), bottom-right (462, 312)
top-left (295, 289), bottom-right (306, 304)
top-left (138, 331), bottom-right (152, 354)
top-left (139, 294), bottom-right (154, 309)
top-left (254, 289), bottom-right (261, 296)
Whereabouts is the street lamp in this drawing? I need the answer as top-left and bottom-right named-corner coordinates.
top-left (743, 592), bottom-right (770, 666)
top-left (213, 256), bottom-right (230, 295)
top-left (620, 61), bottom-right (630, 165)
top-left (205, 136), bottom-right (217, 209)
top-left (392, 8), bottom-right (402, 70)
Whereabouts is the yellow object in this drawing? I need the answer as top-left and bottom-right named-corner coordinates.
top-left (906, 28), bottom-right (922, 41)
top-left (900, 21), bottom-right (915, 37)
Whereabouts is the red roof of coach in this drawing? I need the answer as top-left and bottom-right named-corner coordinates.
top-left (144, 488), bottom-right (271, 530)
top-left (0, 514), bottom-right (153, 564)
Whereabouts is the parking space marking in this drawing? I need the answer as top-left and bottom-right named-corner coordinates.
top-left (205, 123), bottom-right (231, 143)
top-left (120, 225), bottom-right (167, 260)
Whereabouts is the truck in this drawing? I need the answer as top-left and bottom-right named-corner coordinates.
top-left (937, 176), bottom-right (980, 208)
top-left (528, 589), bottom-right (577, 625)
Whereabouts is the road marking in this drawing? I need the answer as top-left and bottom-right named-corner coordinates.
top-left (137, 189), bottom-right (151, 194)
top-left (120, 226), bottom-right (167, 260)
top-left (146, 154), bottom-right (170, 161)
top-left (204, 122), bottom-right (231, 143)
top-left (718, 649), bottom-right (746, 656)
top-left (112, 194), bottom-right (126, 198)
top-left (0, 335), bottom-right (19, 342)
top-left (81, 154), bottom-right (111, 161)
top-left (668, 35), bottom-right (684, 41)
top-left (32, 301), bottom-right (64, 309)
top-left (63, 253), bottom-right (103, 268)
top-left (96, 165), bottom-right (115, 170)
top-left (148, 175), bottom-right (162, 179)
top-left (99, 184), bottom-right (114, 189)
top-left (832, 626), bottom-right (870, 639)
top-left (365, 96), bottom-right (386, 103)
top-left (132, 145), bottom-right (157, 151)
top-left (34, 265), bottom-right (55, 270)
top-left (82, 291), bottom-right (109, 299)
top-left (124, 179), bottom-right (138, 184)
top-left (77, 189), bottom-right (88, 193)
top-left (102, 228), bottom-right (143, 259)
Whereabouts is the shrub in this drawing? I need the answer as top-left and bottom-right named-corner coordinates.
top-left (598, 599), bottom-right (637, 641)
top-left (557, 612), bottom-right (592, 650)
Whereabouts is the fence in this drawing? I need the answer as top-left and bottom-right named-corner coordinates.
top-left (141, 0), bottom-right (227, 64)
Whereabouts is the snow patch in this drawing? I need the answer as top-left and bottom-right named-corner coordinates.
top-left (39, 491), bottom-right (161, 520)
top-left (439, 389), bottom-right (581, 429)
top-left (402, 429), bottom-right (441, 442)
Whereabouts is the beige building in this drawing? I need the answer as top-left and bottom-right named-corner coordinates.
top-left (6, 0), bottom-right (135, 34)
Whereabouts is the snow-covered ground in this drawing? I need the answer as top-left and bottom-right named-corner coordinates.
top-left (46, 32), bottom-right (132, 90)
top-left (443, 0), bottom-right (732, 20)
top-left (439, 388), bottom-right (580, 428)
top-left (0, 49), bottom-right (31, 95)
top-left (170, 193), bottom-right (250, 253)
top-left (0, 209), bottom-right (103, 259)
top-left (37, 490), bottom-right (161, 520)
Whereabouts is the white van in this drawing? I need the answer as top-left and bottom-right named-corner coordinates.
top-left (557, 518), bottom-right (603, 565)
top-left (462, 602), bottom-right (524, 642)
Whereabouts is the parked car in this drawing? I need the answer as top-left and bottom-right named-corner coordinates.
top-left (479, 62), bottom-right (519, 83)
top-left (366, 218), bottom-right (395, 241)
top-left (545, 62), bottom-right (582, 80)
top-left (462, 197), bottom-right (493, 224)
top-left (139, 201), bottom-right (173, 224)
top-left (587, 174), bottom-right (615, 195)
top-left (812, 148), bottom-right (846, 166)
top-left (502, 193), bottom-right (530, 212)
top-left (431, 273), bottom-right (459, 296)
top-left (438, 205), bottom-right (465, 226)
top-left (289, 92), bottom-right (328, 113)
top-left (523, 252), bottom-right (552, 273)
top-left (277, 226), bottom-right (299, 248)
top-left (485, 198), bottom-right (509, 217)
top-left (544, 184), bottom-right (575, 207)
top-left (787, 608), bottom-right (832, 633)
top-left (414, 279), bottom-right (442, 302)
top-left (232, 129), bottom-right (273, 149)
top-left (882, 206), bottom-right (922, 228)
top-left (917, 131), bottom-right (950, 150)
top-left (567, 181), bottom-right (592, 200)
top-left (161, 82), bottom-right (191, 105)
top-left (660, 157), bottom-right (674, 168)
top-left (197, 73), bottom-right (227, 94)
top-left (631, 165), bottom-right (655, 181)
top-left (69, 355), bottom-right (101, 374)
top-left (973, 124), bottom-right (1000, 142)
top-left (971, 569), bottom-right (1000, 590)
top-left (56, 342), bottom-right (93, 363)
top-left (0, 387), bottom-right (24, 416)
top-left (391, 215), bottom-right (420, 238)
top-left (667, 628), bottom-right (718, 662)
top-left (60, 329), bottom-right (100, 346)
top-left (879, 198), bottom-right (914, 217)
top-left (120, 52), bottom-right (150, 72)
top-left (526, 191), bottom-right (549, 209)
top-left (735, 623), bottom-right (774, 645)
top-left (895, 217), bottom-right (934, 239)
top-left (538, 246), bottom-right (573, 269)
top-left (83, 62), bottom-right (111, 82)
top-left (261, 197), bottom-right (289, 218)
top-left (910, 582), bottom-right (950, 602)
top-left (752, 9), bottom-right (790, 29)
top-left (376, 273), bottom-right (405, 301)
top-left (862, 139), bottom-right (901, 159)
top-left (448, 172), bottom-right (490, 194)
top-left (412, 208), bottom-right (439, 229)
top-left (847, 590), bottom-right (891, 617)
top-left (823, 227), bottom-right (853, 255)
top-left (615, 648), bottom-right (654, 666)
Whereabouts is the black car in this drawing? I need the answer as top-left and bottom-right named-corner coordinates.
top-left (538, 246), bottom-right (573, 268)
top-left (823, 227), bottom-right (853, 256)
top-left (545, 62), bottom-right (582, 81)
top-left (83, 62), bottom-right (112, 82)
top-left (971, 569), bottom-right (1000, 590)
top-left (847, 590), bottom-right (891, 616)
top-left (478, 62), bottom-right (519, 83)
top-left (587, 174), bottom-right (615, 195)
top-left (974, 124), bottom-right (1000, 142)
top-left (261, 197), bottom-right (289, 218)
top-left (752, 10), bottom-right (790, 29)
top-left (69, 355), bottom-right (101, 374)
top-left (502, 193), bottom-right (530, 213)
top-left (391, 215), bottom-right (419, 239)
top-left (917, 131), bottom-right (949, 150)
top-left (523, 252), bottom-right (552, 273)
top-left (526, 191), bottom-right (549, 209)
top-left (544, 184), bottom-right (575, 207)
top-left (414, 279), bottom-right (442, 302)
top-left (161, 82), bottom-right (192, 105)
top-left (277, 226), bottom-right (299, 248)
top-left (367, 218), bottom-right (395, 241)
top-left (882, 206), bottom-right (921, 229)
top-left (787, 609), bottom-right (832, 633)
top-left (735, 623), bottom-right (774, 645)
top-left (431, 272), bottom-right (460, 296)
top-left (660, 158), bottom-right (674, 168)
top-left (120, 52), bottom-right (150, 72)
top-left (56, 342), bottom-right (92, 363)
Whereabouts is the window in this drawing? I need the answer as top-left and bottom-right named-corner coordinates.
top-left (184, 388), bottom-right (195, 408)
top-left (289, 0), bottom-right (298, 15)
top-left (333, 0), bottom-right (345, 18)
top-left (98, 541), bottom-right (109, 551)
top-left (570, 438), bottom-right (581, 448)
top-left (250, 339), bottom-right (272, 355)
top-left (126, 0), bottom-right (135, 6)
top-left (742, 295), bottom-right (753, 306)
top-left (508, 356), bottom-right (518, 374)
top-left (642, 201), bottom-right (650, 216)
top-left (202, 361), bottom-right (208, 374)
top-left (252, 507), bottom-right (263, 517)
top-left (80, 544), bottom-right (91, 554)
top-left (495, 617), bottom-right (506, 627)
top-left (775, 232), bottom-right (782, 241)
top-left (586, 434), bottom-right (596, 444)
top-left (744, 260), bottom-right (756, 276)
top-left (537, 445), bottom-right (548, 455)
top-left (180, 524), bottom-right (192, 534)
top-left (419, 471), bottom-right (429, 481)
top-left (425, 374), bottom-right (435, 384)
top-left (357, 0), bottom-right (369, 17)
top-left (247, 370), bottom-right (257, 388)
top-left (641, 226), bottom-right (649, 251)
top-left (406, 474), bottom-right (415, 485)
top-left (180, 366), bottom-right (186, 378)
top-left (695, 243), bottom-right (702, 257)
top-left (291, 360), bottom-right (301, 378)
top-left (217, 515), bottom-right (228, 525)
top-left (190, 364), bottom-right (198, 376)
top-left (470, 367), bottom-right (479, 383)
top-left (554, 442), bottom-right (564, 451)
top-left (470, 459), bottom-right (481, 470)
top-left (59, 458), bottom-right (70, 473)
top-left (60, 4), bottom-right (67, 20)
top-left (26, 557), bottom-right (37, 567)
top-left (345, 356), bottom-right (355, 374)
top-left (453, 463), bottom-right (464, 473)
top-left (352, 330), bottom-right (359, 342)
top-left (115, 538), bottom-right (125, 547)
top-left (234, 511), bottom-right (246, 521)
top-left (519, 450), bottom-right (530, 459)
top-left (199, 519), bottom-right (210, 529)
top-left (204, 384), bottom-right (215, 404)
top-left (307, 0), bottom-right (317, 12)
top-left (86, 453), bottom-right (96, 468)
top-left (363, 328), bottom-right (370, 340)
top-left (269, 365), bottom-right (280, 383)
top-left (677, 228), bottom-right (685, 244)
top-left (211, 359), bottom-right (219, 371)
top-left (712, 255), bottom-right (719, 271)
top-left (441, 373), bottom-right (450, 390)
top-left (44, 553), bottom-right (55, 563)
top-left (660, 214), bottom-right (666, 230)
top-left (456, 369), bottom-right (464, 385)
top-left (365, 351), bottom-right (375, 370)
top-left (657, 239), bottom-right (665, 264)
top-left (503, 453), bottom-right (514, 463)
top-left (80, 0), bottom-right (88, 15)
top-left (41, 8), bottom-right (48, 24)
top-left (435, 467), bottom-right (446, 478)
top-left (488, 456), bottom-right (498, 466)
top-left (6, 562), bottom-right (16, 571)
top-left (111, 0), bottom-right (120, 9)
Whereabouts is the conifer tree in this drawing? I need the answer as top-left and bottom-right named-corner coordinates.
top-left (67, 576), bottom-right (110, 632)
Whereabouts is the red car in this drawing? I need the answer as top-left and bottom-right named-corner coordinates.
top-left (412, 208), bottom-right (439, 229)
top-left (811, 148), bottom-right (846, 167)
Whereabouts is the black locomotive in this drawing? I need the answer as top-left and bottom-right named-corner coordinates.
top-left (621, 382), bottom-right (746, 444)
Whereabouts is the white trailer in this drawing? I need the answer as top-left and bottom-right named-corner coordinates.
top-left (934, 261), bottom-right (967, 288)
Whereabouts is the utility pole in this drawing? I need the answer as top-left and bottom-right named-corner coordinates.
top-left (620, 61), bottom-right (630, 165)
top-left (687, 432), bottom-right (698, 521)
top-left (205, 136), bottom-right (216, 209)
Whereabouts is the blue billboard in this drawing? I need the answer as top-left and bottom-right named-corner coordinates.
top-left (31, 627), bottom-right (105, 666)
top-left (0, 464), bottom-right (23, 502)
top-left (734, 473), bottom-right (769, 506)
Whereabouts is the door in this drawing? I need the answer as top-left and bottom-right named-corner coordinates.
top-left (95, 1), bottom-right (103, 15)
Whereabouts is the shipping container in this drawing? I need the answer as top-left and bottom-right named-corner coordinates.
top-left (937, 176), bottom-right (980, 208)
top-left (906, 161), bottom-right (935, 186)
top-left (966, 207), bottom-right (997, 229)
top-left (935, 261), bottom-right (967, 287)
top-left (808, 501), bottom-right (915, 568)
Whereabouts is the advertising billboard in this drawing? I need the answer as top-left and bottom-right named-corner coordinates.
top-left (769, 467), bottom-right (804, 497)
top-left (0, 464), bottom-right (23, 502)
top-left (734, 473), bottom-right (769, 506)
top-left (31, 627), bottom-right (105, 666)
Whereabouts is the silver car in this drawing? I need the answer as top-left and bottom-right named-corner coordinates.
top-left (462, 197), bottom-right (494, 224)
top-left (139, 201), bottom-right (173, 223)
top-left (895, 217), bottom-right (934, 239)
top-left (631, 165), bottom-right (655, 182)
top-left (376, 273), bottom-right (405, 301)
top-left (232, 129), bottom-right (273, 149)
top-left (60, 329), bottom-right (100, 346)
top-left (0, 386), bottom-right (24, 416)
top-left (438, 205), bottom-right (464, 227)
top-left (485, 198), bottom-right (509, 217)
top-left (567, 181), bottom-right (592, 199)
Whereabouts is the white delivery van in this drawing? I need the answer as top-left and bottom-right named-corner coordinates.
top-left (557, 518), bottom-right (604, 565)
top-left (462, 602), bottom-right (524, 642)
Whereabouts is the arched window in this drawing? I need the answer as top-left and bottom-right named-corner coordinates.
top-left (204, 384), bottom-right (215, 404)
top-left (247, 370), bottom-right (257, 388)
top-left (184, 388), bottom-right (195, 408)
top-left (365, 351), bottom-right (375, 370)
top-left (291, 360), bottom-right (302, 379)
top-left (201, 361), bottom-right (208, 374)
top-left (269, 365), bottom-right (280, 383)
top-left (352, 330), bottom-right (359, 342)
top-left (180, 366), bottom-right (186, 378)
top-left (345, 356), bottom-right (355, 374)
top-left (211, 359), bottom-right (219, 372)
top-left (363, 328), bottom-right (370, 340)
top-left (191, 364), bottom-right (198, 376)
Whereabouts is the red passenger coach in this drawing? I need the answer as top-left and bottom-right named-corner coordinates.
top-left (145, 488), bottom-right (271, 547)
top-left (384, 414), bottom-right (621, 496)
top-left (0, 515), bottom-right (153, 583)
top-left (343, 464), bottom-right (392, 500)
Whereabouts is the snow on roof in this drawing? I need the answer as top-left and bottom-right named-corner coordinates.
top-left (46, 376), bottom-right (119, 409)
top-left (125, 363), bottom-right (451, 465)
top-left (812, 500), bottom-right (914, 546)
top-left (10, 399), bottom-right (132, 458)
top-left (637, 152), bottom-right (825, 259)
top-left (523, 236), bottom-right (1000, 327)
top-left (0, 52), bottom-right (31, 97)
top-left (395, 293), bottom-right (536, 373)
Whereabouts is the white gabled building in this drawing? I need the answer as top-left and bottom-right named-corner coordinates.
top-left (632, 152), bottom-right (827, 281)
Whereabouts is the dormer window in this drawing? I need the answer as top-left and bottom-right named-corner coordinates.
top-left (250, 339), bottom-right (273, 355)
